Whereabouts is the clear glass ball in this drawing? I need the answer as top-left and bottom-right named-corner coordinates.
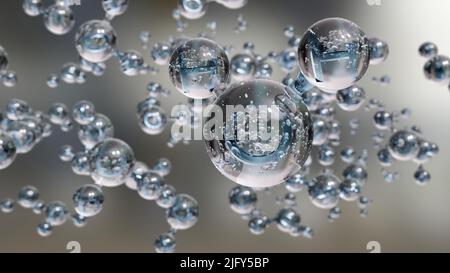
top-left (43, 5), bottom-right (75, 35)
top-left (73, 184), bottom-right (105, 217)
top-left (78, 114), bottom-right (114, 149)
top-left (178, 0), bottom-right (207, 20)
top-left (169, 38), bottom-right (230, 99)
top-left (229, 186), bottom-right (257, 214)
top-left (45, 201), bottom-right (69, 226)
top-left (368, 37), bottom-right (389, 65)
top-left (102, 0), bottom-right (129, 18)
top-left (308, 173), bottom-right (341, 209)
top-left (388, 130), bottom-right (420, 161)
top-left (90, 138), bottom-right (135, 187)
top-left (205, 79), bottom-right (313, 188)
top-left (75, 20), bottom-right (117, 63)
top-left (298, 18), bottom-right (370, 93)
top-left (231, 53), bottom-right (256, 81)
top-left (166, 194), bottom-right (199, 230)
top-left (0, 132), bottom-right (16, 170)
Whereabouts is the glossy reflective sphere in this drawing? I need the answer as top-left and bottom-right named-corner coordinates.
top-left (231, 53), bottom-right (256, 81)
top-left (137, 171), bottom-right (164, 201)
top-left (373, 111), bottom-right (394, 130)
top-left (102, 0), bottom-right (129, 18)
top-left (419, 42), bottom-right (438, 58)
top-left (154, 233), bottom-right (176, 253)
top-left (369, 37), bottom-right (389, 65)
top-left (166, 194), bottom-right (199, 230)
top-left (248, 216), bottom-right (269, 235)
top-left (423, 55), bottom-right (450, 82)
top-left (276, 208), bottom-right (300, 233)
top-left (205, 79), bottom-right (313, 188)
top-left (73, 101), bottom-right (96, 125)
top-left (0, 132), bottom-right (16, 170)
top-left (119, 50), bottom-right (146, 76)
top-left (308, 173), bottom-right (341, 209)
top-left (336, 85), bottom-right (366, 111)
top-left (78, 114), bottom-right (114, 149)
top-left (169, 38), bottom-right (230, 99)
top-left (343, 164), bottom-right (368, 184)
top-left (178, 0), bottom-right (207, 20)
top-left (284, 173), bottom-right (307, 193)
top-left (43, 5), bottom-right (75, 35)
top-left (151, 42), bottom-right (172, 65)
top-left (73, 184), bottom-right (105, 217)
top-left (137, 103), bottom-right (167, 135)
top-left (339, 178), bottom-right (361, 201)
top-left (388, 131), bottom-right (420, 161)
top-left (229, 186), bottom-right (257, 215)
top-left (45, 201), bottom-right (69, 226)
top-left (37, 221), bottom-right (53, 237)
top-left (90, 138), bottom-right (135, 187)
top-left (23, 0), bottom-right (43, 17)
top-left (18, 186), bottom-right (39, 208)
top-left (278, 49), bottom-right (298, 72)
top-left (298, 18), bottom-right (370, 93)
top-left (76, 20), bottom-right (117, 63)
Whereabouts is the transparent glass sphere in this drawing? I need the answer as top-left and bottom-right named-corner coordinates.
top-left (388, 130), bottom-right (420, 161)
top-left (23, 0), bottom-right (43, 17)
top-left (229, 186), bottom-right (257, 214)
top-left (78, 114), bottom-right (114, 149)
top-left (90, 138), bottom-right (135, 187)
top-left (298, 18), bottom-right (370, 93)
top-left (336, 85), bottom-right (366, 111)
top-left (18, 186), bottom-right (39, 208)
top-left (166, 194), bottom-right (199, 230)
top-left (368, 37), bottom-right (389, 65)
top-left (231, 53), bottom-right (256, 81)
top-left (43, 5), bottom-right (75, 35)
top-left (169, 38), bottom-right (230, 99)
top-left (205, 79), bottom-right (313, 188)
top-left (276, 208), bottom-right (301, 233)
top-left (423, 55), bottom-right (450, 82)
top-left (419, 42), bottom-right (438, 58)
top-left (308, 173), bottom-right (341, 209)
top-left (0, 132), bottom-right (16, 170)
top-left (73, 184), bottom-right (105, 217)
top-left (137, 102), bottom-right (167, 135)
top-left (102, 0), bottom-right (129, 18)
top-left (73, 100), bottom-right (96, 125)
top-left (75, 20), bottom-right (117, 63)
top-left (45, 201), bottom-right (69, 226)
top-left (178, 0), bottom-right (207, 20)
top-left (154, 233), bottom-right (176, 253)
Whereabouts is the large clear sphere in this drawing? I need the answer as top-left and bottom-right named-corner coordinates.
top-left (298, 18), bottom-right (370, 93)
top-left (205, 79), bottom-right (313, 188)
top-left (169, 38), bottom-right (230, 99)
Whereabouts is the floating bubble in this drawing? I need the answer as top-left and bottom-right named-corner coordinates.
top-left (388, 130), bottom-right (420, 161)
top-left (76, 20), bottom-right (117, 63)
top-left (0, 132), bottom-right (17, 170)
top-left (178, 0), bottom-right (207, 20)
top-left (43, 5), bottom-right (75, 35)
top-left (231, 53), bottom-right (256, 81)
top-left (18, 186), bottom-right (40, 209)
top-left (137, 171), bottom-right (165, 200)
top-left (336, 85), bottom-right (366, 112)
top-left (102, 0), bottom-right (129, 19)
top-left (154, 233), bottom-right (176, 253)
top-left (229, 186), bottom-right (257, 215)
top-left (423, 55), bottom-right (450, 82)
top-left (369, 37), bottom-right (389, 65)
top-left (45, 201), bottom-right (69, 226)
top-left (78, 114), bottom-right (114, 149)
top-left (419, 42), bottom-right (438, 58)
top-left (73, 184), bottom-right (105, 217)
top-left (166, 194), bottom-right (199, 230)
top-left (73, 100), bottom-right (96, 125)
top-left (298, 18), bottom-right (370, 92)
top-left (205, 79), bottom-right (313, 188)
top-left (308, 173), bottom-right (341, 209)
top-left (37, 221), bottom-right (53, 237)
top-left (169, 38), bottom-right (230, 99)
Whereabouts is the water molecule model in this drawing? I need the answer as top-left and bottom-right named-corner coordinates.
top-left (0, 99), bottom-right (199, 253)
top-left (43, 0), bottom-right (158, 88)
top-left (419, 42), bottom-right (450, 92)
top-left (0, 46), bottom-right (18, 87)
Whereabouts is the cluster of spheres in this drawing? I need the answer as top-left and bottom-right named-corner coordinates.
top-left (419, 42), bottom-right (450, 92)
top-left (46, 0), bottom-right (157, 88)
top-left (0, 46), bottom-right (18, 87)
top-left (0, 99), bottom-right (53, 170)
top-left (0, 0), bottom-right (442, 251)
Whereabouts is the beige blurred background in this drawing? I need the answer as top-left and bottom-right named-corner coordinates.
top-left (0, 0), bottom-right (449, 253)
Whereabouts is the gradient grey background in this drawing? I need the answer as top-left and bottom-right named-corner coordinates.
top-left (0, 0), bottom-right (449, 253)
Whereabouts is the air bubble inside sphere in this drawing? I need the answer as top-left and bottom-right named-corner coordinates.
top-left (0, 132), bottom-right (17, 170)
top-left (169, 38), bottom-right (230, 99)
top-left (76, 20), bottom-right (117, 63)
top-left (205, 79), bottom-right (313, 188)
top-left (166, 194), bottom-right (199, 230)
top-left (308, 173), bottom-right (341, 209)
top-left (298, 18), bottom-right (370, 93)
top-left (423, 55), bottom-right (450, 82)
top-left (178, 0), bottom-right (207, 20)
top-left (43, 5), bottom-right (75, 35)
top-left (388, 131), bottom-right (420, 161)
top-left (73, 184), bottom-right (105, 217)
top-left (90, 138), bottom-right (135, 187)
